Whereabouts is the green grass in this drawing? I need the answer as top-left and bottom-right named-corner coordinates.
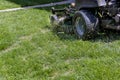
top-left (0, 0), bottom-right (62, 9)
top-left (0, 1), bottom-right (120, 80)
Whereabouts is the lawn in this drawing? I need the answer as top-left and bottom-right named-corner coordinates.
top-left (0, 0), bottom-right (62, 9)
top-left (0, 0), bottom-right (120, 80)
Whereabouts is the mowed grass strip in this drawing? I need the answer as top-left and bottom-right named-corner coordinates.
top-left (0, 0), bottom-right (62, 10)
top-left (0, 7), bottom-right (120, 80)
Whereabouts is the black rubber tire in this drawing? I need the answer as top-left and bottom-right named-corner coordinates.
top-left (73, 10), bottom-right (99, 40)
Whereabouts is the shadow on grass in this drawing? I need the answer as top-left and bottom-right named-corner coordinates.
top-left (92, 30), bottom-right (120, 43)
top-left (46, 25), bottom-right (120, 42)
top-left (6, 0), bottom-right (62, 7)
top-left (45, 25), bottom-right (77, 41)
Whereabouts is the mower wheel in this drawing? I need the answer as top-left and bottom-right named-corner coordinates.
top-left (73, 10), bottom-right (99, 40)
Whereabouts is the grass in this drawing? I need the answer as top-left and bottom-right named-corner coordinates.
top-left (0, 0), bottom-right (62, 9)
top-left (0, 0), bottom-right (120, 80)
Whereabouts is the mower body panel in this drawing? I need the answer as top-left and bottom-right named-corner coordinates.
top-left (75, 0), bottom-right (106, 9)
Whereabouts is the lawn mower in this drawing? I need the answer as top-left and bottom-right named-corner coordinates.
top-left (50, 0), bottom-right (120, 40)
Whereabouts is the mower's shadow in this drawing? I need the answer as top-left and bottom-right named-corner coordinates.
top-left (44, 25), bottom-right (76, 41)
top-left (48, 25), bottom-right (120, 42)
top-left (92, 31), bottom-right (120, 43)
top-left (55, 32), bottom-right (77, 41)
